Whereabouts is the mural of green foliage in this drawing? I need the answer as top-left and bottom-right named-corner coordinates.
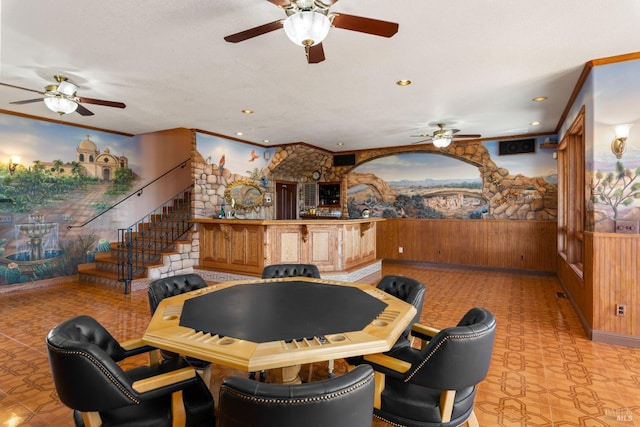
top-left (590, 161), bottom-right (640, 219)
top-left (1, 162), bottom-right (101, 213)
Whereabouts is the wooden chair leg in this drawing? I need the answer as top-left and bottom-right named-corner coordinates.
top-left (372, 371), bottom-right (385, 410)
top-left (439, 390), bottom-right (456, 423)
top-left (81, 411), bottom-right (102, 427)
top-left (171, 390), bottom-right (186, 427)
top-left (148, 349), bottom-right (161, 366)
top-left (465, 410), bottom-right (479, 427)
top-left (198, 365), bottom-right (212, 390)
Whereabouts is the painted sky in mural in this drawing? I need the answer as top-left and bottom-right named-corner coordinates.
top-left (0, 114), bottom-right (138, 173)
top-left (592, 60), bottom-right (640, 172)
top-left (356, 139), bottom-right (557, 182)
top-left (196, 132), bottom-right (275, 177)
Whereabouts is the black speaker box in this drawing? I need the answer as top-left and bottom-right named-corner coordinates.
top-left (499, 139), bottom-right (536, 155)
top-left (333, 153), bottom-right (356, 166)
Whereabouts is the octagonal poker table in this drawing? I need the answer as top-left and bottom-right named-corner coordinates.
top-left (143, 277), bottom-right (416, 381)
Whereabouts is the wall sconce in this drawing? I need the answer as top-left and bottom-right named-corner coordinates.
top-left (611, 124), bottom-right (632, 159)
top-left (8, 156), bottom-right (21, 174)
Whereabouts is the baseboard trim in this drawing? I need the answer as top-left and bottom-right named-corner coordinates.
top-left (591, 330), bottom-right (640, 348)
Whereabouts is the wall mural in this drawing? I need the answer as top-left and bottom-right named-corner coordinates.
top-left (0, 114), bottom-right (138, 286)
top-left (347, 138), bottom-right (558, 220)
top-left (589, 60), bottom-right (640, 232)
top-left (195, 132), bottom-right (275, 219)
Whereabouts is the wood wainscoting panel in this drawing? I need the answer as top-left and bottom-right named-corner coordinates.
top-left (590, 232), bottom-right (640, 338)
top-left (377, 219), bottom-right (557, 273)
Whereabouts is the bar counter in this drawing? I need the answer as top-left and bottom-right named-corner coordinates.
top-left (191, 217), bottom-right (383, 277)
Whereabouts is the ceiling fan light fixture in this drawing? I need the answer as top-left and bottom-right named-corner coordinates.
top-left (432, 136), bottom-right (452, 148)
top-left (44, 95), bottom-right (78, 115)
top-left (283, 11), bottom-right (330, 47)
top-left (57, 80), bottom-right (78, 96)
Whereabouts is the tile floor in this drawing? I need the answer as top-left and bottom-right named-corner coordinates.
top-left (0, 261), bottom-right (638, 426)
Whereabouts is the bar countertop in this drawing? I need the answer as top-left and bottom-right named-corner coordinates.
top-left (191, 217), bottom-right (384, 225)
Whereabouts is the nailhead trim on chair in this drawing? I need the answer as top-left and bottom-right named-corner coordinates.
top-left (372, 414), bottom-right (407, 427)
top-left (405, 331), bottom-right (490, 383)
top-left (221, 373), bottom-right (373, 405)
top-left (48, 347), bottom-right (140, 404)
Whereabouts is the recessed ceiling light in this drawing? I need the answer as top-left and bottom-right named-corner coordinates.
top-left (530, 121), bottom-right (541, 126)
top-left (336, 142), bottom-right (344, 146)
top-left (532, 96), bottom-right (547, 102)
top-left (263, 139), bottom-right (270, 143)
top-left (236, 131), bottom-right (243, 136)
top-left (242, 109), bottom-right (254, 114)
top-left (396, 80), bottom-right (411, 86)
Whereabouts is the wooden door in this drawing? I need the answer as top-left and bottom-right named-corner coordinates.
top-left (276, 181), bottom-right (297, 219)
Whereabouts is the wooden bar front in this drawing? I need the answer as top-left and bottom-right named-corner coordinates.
top-left (192, 218), bottom-right (383, 276)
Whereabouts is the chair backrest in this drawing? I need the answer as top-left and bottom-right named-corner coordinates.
top-left (217, 365), bottom-right (375, 427)
top-left (405, 307), bottom-right (496, 391)
top-left (46, 315), bottom-right (142, 412)
top-left (147, 273), bottom-right (208, 313)
top-left (261, 263), bottom-right (321, 279)
top-left (376, 275), bottom-right (425, 337)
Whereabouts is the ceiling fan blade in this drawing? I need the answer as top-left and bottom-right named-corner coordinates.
top-left (411, 138), bottom-right (433, 145)
top-left (224, 20), bottom-right (284, 43)
top-left (267, 0), bottom-right (292, 6)
top-left (78, 97), bottom-right (126, 108)
top-left (331, 13), bottom-right (399, 37)
top-left (410, 134), bottom-right (431, 138)
top-left (10, 98), bottom-right (45, 105)
top-left (0, 82), bottom-right (46, 95)
top-left (306, 43), bottom-right (325, 63)
top-left (75, 103), bottom-right (95, 116)
top-left (452, 134), bottom-right (481, 138)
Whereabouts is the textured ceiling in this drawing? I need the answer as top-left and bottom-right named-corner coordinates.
top-left (1, 0), bottom-right (640, 152)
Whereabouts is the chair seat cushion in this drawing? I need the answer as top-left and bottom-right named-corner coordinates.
top-left (376, 377), bottom-right (476, 427)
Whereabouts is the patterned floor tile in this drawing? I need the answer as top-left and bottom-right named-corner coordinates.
top-left (1, 261), bottom-right (639, 426)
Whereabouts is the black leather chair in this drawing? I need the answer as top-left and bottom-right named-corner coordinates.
top-left (346, 275), bottom-right (426, 368)
top-left (147, 273), bottom-right (212, 385)
top-left (47, 315), bottom-right (215, 427)
top-left (261, 263), bottom-right (321, 279)
top-left (217, 364), bottom-right (375, 427)
top-left (360, 307), bottom-right (496, 427)
top-left (377, 275), bottom-right (426, 349)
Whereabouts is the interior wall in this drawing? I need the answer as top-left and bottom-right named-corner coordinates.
top-left (557, 59), bottom-right (640, 347)
top-left (0, 114), bottom-right (191, 287)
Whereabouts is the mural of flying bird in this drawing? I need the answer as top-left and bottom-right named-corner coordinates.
top-left (249, 150), bottom-right (260, 162)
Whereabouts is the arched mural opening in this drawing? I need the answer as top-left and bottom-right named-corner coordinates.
top-left (347, 152), bottom-right (487, 219)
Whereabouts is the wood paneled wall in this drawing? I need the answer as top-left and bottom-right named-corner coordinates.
top-left (376, 219), bottom-right (557, 272)
top-left (588, 232), bottom-right (639, 343)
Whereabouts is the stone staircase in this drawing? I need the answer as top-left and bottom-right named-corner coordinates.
top-left (78, 191), bottom-right (195, 292)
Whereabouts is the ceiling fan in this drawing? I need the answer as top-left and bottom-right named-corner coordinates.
top-left (411, 123), bottom-right (481, 148)
top-left (224, 0), bottom-right (399, 64)
top-left (0, 75), bottom-right (126, 116)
